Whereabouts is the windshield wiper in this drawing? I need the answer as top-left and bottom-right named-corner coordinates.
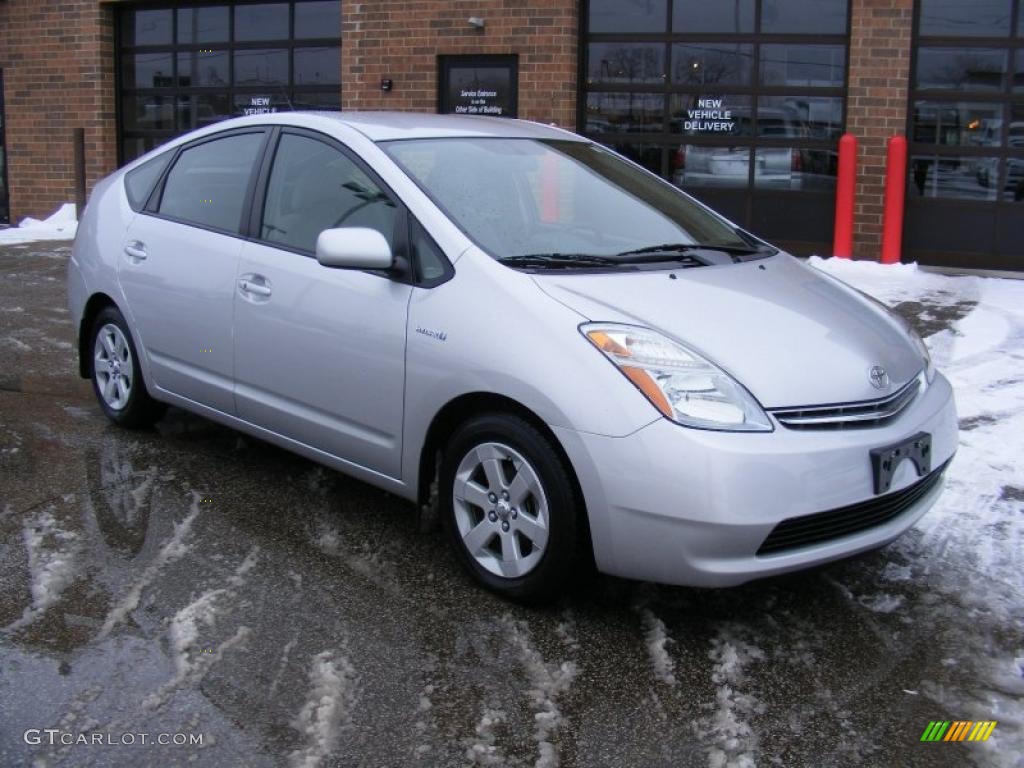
top-left (615, 242), bottom-right (774, 264)
top-left (497, 253), bottom-right (627, 270)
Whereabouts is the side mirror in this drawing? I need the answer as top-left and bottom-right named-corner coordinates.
top-left (315, 227), bottom-right (393, 270)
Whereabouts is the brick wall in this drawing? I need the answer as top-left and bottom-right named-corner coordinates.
top-left (845, 0), bottom-right (915, 259)
top-left (0, 0), bottom-right (117, 225)
top-left (341, 0), bottom-right (578, 129)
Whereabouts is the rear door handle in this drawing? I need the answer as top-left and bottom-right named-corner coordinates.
top-left (238, 274), bottom-right (272, 298)
top-left (124, 241), bottom-right (147, 261)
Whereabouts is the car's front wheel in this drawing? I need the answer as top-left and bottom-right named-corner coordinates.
top-left (89, 306), bottom-right (164, 428)
top-left (440, 413), bottom-right (583, 602)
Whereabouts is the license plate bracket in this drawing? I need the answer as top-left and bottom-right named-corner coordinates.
top-left (870, 431), bottom-right (932, 495)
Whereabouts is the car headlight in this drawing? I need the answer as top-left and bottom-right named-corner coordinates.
top-left (581, 323), bottom-right (772, 432)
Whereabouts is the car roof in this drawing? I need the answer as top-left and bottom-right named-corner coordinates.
top-left (207, 110), bottom-right (586, 143)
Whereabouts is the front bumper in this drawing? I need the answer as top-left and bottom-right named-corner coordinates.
top-left (554, 373), bottom-right (958, 587)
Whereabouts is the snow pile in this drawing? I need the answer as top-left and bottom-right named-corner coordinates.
top-left (4, 508), bottom-right (81, 631)
top-left (0, 203), bottom-right (78, 244)
top-left (289, 650), bottom-right (358, 768)
top-left (700, 631), bottom-right (765, 768)
top-left (640, 608), bottom-right (677, 686)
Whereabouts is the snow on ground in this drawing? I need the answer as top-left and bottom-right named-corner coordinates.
top-left (639, 608), bottom-right (678, 687)
top-left (700, 629), bottom-right (765, 768)
top-left (0, 203), bottom-right (77, 244)
top-left (289, 650), bottom-right (358, 768)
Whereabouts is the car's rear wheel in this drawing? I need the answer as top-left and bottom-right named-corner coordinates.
top-left (440, 413), bottom-right (582, 602)
top-left (90, 306), bottom-right (164, 428)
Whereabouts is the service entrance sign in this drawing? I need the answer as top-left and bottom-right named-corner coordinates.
top-left (438, 55), bottom-right (518, 118)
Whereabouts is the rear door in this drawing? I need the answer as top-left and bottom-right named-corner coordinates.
top-left (119, 128), bottom-right (267, 414)
top-left (233, 129), bottom-right (412, 477)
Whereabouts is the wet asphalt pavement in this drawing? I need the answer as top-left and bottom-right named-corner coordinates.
top-left (0, 243), bottom-right (1021, 768)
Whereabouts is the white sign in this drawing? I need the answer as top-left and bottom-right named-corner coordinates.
top-left (242, 96), bottom-right (277, 116)
top-left (684, 98), bottom-right (733, 133)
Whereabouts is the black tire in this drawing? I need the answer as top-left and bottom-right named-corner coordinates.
top-left (440, 413), bottom-right (583, 603)
top-left (89, 306), bottom-right (165, 429)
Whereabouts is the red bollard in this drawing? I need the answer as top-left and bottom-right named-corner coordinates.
top-left (881, 135), bottom-right (907, 265)
top-left (832, 133), bottom-right (857, 258)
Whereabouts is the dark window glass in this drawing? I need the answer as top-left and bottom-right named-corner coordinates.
top-left (672, 44), bottom-right (752, 86)
top-left (755, 147), bottom-right (836, 190)
top-left (609, 143), bottom-right (663, 176)
top-left (234, 3), bottom-right (289, 41)
top-left (670, 94), bottom-right (753, 136)
top-left (159, 132), bottom-right (263, 232)
top-left (261, 134), bottom-right (397, 253)
top-left (290, 91), bottom-right (342, 110)
top-left (588, 0), bottom-right (667, 33)
top-left (919, 0), bottom-right (1012, 37)
top-left (177, 51), bottom-right (229, 87)
top-left (911, 101), bottom-right (1004, 146)
top-left (757, 95), bottom-right (844, 140)
top-left (123, 94), bottom-right (178, 131)
top-left (121, 9), bottom-right (173, 46)
top-left (295, 1), bottom-right (341, 39)
top-left (672, 0), bottom-right (754, 33)
top-left (915, 47), bottom-right (1008, 90)
top-left (587, 43), bottom-right (665, 86)
top-left (410, 219), bottom-right (448, 282)
top-left (122, 136), bottom-right (167, 165)
top-left (671, 145), bottom-right (751, 188)
top-left (1006, 104), bottom-right (1024, 200)
top-left (294, 46), bottom-right (341, 85)
top-left (122, 53), bottom-right (175, 90)
top-left (909, 155), bottom-right (998, 200)
top-left (585, 93), bottom-right (665, 133)
top-left (177, 6), bottom-right (229, 44)
top-left (177, 94), bottom-right (232, 130)
top-left (761, 0), bottom-right (848, 34)
top-left (125, 152), bottom-right (172, 211)
top-left (233, 49), bottom-right (289, 86)
top-left (760, 45), bottom-right (846, 87)
top-left (1015, 51), bottom-right (1024, 91)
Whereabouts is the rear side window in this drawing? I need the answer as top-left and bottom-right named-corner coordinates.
top-left (124, 152), bottom-right (171, 211)
top-left (158, 132), bottom-right (264, 233)
top-left (261, 132), bottom-right (398, 253)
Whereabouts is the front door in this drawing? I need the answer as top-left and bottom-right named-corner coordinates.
top-left (119, 129), bottom-right (266, 413)
top-left (233, 130), bottom-right (411, 478)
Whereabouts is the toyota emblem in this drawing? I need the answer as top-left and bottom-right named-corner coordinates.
top-left (868, 365), bottom-right (890, 390)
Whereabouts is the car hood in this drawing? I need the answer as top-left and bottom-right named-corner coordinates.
top-left (530, 254), bottom-right (923, 408)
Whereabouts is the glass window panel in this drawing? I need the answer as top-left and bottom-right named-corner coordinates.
top-left (177, 6), bottom-right (229, 44)
top-left (262, 133), bottom-right (397, 252)
top-left (758, 96), bottom-right (843, 141)
top-left (588, 0), bottom-right (667, 33)
top-left (122, 53), bottom-right (175, 89)
top-left (672, 44), bottom-right (752, 86)
top-left (125, 152), bottom-right (172, 211)
top-left (608, 143), bottom-right (663, 176)
top-left (159, 132), bottom-right (264, 232)
top-left (290, 91), bottom-right (342, 110)
top-left (760, 45), bottom-right (846, 87)
top-left (176, 94), bottom-right (232, 130)
top-left (123, 94), bottom-right (177, 131)
top-left (671, 144), bottom-right (751, 188)
top-left (410, 219), bottom-right (448, 282)
top-left (295, 1), bottom-right (341, 39)
top-left (670, 94), bottom-right (753, 136)
top-left (1004, 158), bottom-right (1024, 200)
top-left (672, 0), bottom-right (754, 33)
top-left (1015, 51), bottom-right (1024, 91)
top-left (177, 51), bottom-right (229, 88)
top-left (909, 155), bottom-right (998, 200)
top-left (234, 3), bottom-right (289, 42)
top-left (761, 0), bottom-right (848, 34)
top-left (919, 0), bottom-right (1012, 37)
top-left (587, 43), bottom-right (665, 85)
top-left (233, 48), bottom-right (289, 86)
top-left (294, 46), bottom-right (341, 85)
top-left (911, 101), bottom-right (1004, 147)
top-left (755, 147), bottom-right (836, 190)
top-left (121, 9), bottom-right (173, 46)
top-left (122, 136), bottom-right (167, 165)
top-left (585, 93), bottom-right (665, 133)
top-left (915, 47), bottom-right (1008, 91)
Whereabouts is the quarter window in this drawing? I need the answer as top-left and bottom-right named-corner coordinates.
top-left (158, 131), bottom-right (263, 232)
top-left (261, 133), bottom-right (398, 253)
top-left (125, 151), bottom-right (172, 211)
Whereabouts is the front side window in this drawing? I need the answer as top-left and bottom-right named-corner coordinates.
top-left (158, 131), bottom-right (263, 232)
top-left (383, 138), bottom-right (754, 261)
top-left (261, 133), bottom-right (398, 253)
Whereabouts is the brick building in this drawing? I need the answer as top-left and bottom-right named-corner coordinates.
top-left (0, 0), bottom-right (1021, 270)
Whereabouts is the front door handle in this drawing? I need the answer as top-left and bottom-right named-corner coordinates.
top-left (124, 241), bottom-right (147, 261)
top-left (238, 274), bottom-right (272, 299)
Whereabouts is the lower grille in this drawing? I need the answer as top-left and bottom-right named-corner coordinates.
top-left (756, 459), bottom-right (950, 556)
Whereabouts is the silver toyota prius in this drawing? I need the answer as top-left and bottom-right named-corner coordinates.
top-left (68, 112), bottom-right (957, 601)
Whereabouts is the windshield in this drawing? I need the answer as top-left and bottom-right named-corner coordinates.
top-left (381, 137), bottom-right (765, 263)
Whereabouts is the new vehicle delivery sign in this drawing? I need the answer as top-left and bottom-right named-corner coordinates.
top-left (684, 98), bottom-right (734, 133)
